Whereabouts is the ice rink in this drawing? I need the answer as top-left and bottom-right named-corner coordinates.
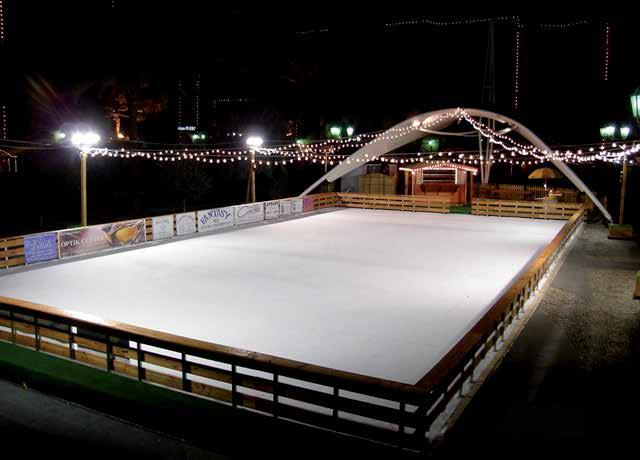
top-left (0, 209), bottom-right (564, 384)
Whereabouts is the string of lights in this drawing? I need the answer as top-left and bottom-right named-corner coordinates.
top-left (513, 29), bottom-right (521, 110)
top-left (296, 16), bottom-right (594, 35)
top-left (2, 109), bottom-right (638, 169)
top-left (603, 22), bottom-right (611, 81)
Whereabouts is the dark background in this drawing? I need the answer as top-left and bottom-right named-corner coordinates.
top-left (0, 4), bottom-right (638, 236)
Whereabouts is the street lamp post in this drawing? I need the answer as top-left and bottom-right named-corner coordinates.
top-left (71, 131), bottom-right (100, 226)
top-left (245, 136), bottom-right (263, 203)
top-left (630, 87), bottom-right (640, 128)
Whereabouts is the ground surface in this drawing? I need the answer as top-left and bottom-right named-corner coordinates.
top-left (435, 223), bottom-right (640, 457)
top-left (0, 209), bottom-right (562, 383)
top-left (0, 378), bottom-right (222, 459)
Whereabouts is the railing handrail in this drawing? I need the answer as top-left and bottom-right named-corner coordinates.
top-left (0, 195), bottom-right (584, 445)
top-left (0, 192), bottom-right (333, 243)
top-left (0, 293), bottom-right (428, 403)
top-left (473, 198), bottom-right (583, 209)
top-left (416, 208), bottom-right (583, 388)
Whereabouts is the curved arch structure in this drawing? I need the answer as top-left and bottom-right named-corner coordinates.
top-left (301, 108), bottom-right (611, 221)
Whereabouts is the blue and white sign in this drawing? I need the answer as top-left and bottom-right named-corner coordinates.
top-left (280, 199), bottom-right (293, 217)
top-left (235, 203), bottom-right (265, 225)
top-left (24, 232), bottom-right (58, 264)
top-left (197, 206), bottom-right (235, 232)
top-left (292, 198), bottom-right (304, 214)
top-left (176, 212), bottom-right (197, 236)
top-left (264, 201), bottom-right (280, 220)
top-left (152, 215), bottom-right (174, 241)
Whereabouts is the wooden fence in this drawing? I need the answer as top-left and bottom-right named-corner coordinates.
top-left (0, 237), bottom-right (24, 270)
top-left (1, 193), bottom-right (332, 273)
top-left (0, 200), bottom-right (584, 451)
top-left (337, 193), bottom-right (450, 213)
top-left (310, 192), bottom-right (339, 209)
top-left (474, 183), bottom-right (582, 203)
top-left (472, 199), bottom-right (583, 220)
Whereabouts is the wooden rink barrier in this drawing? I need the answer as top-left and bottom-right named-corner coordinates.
top-left (337, 193), bottom-right (450, 213)
top-left (472, 198), bottom-right (583, 220)
top-left (0, 195), bottom-right (584, 451)
top-left (474, 183), bottom-right (582, 203)
top-left (0, 237), bottom-right (25, 270)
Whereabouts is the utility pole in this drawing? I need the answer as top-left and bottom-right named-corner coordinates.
top-left (245, 136), bottom-right (263, 203)
top-left (80, 152), bottom-right (88, 226)
top-left (619, 160), bottom-right (628, 224)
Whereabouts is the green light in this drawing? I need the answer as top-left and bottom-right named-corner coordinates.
top-left (421, 137), bottom-right (439, 152)
top-left (329, 126), bottom-right (341, 138)
top-left (600, 125), bottom-right (615, 139)
top-left (620, 126), bottom-right (631, 139)
top-left (346, 126), bottom-right (354, 137)
top-left (631, 88), bottom-right (640, 119)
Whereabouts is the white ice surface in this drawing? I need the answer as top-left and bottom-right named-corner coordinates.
top-left (0, 209), bottom-right (563, 384)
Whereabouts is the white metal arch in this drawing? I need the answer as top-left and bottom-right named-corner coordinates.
top-left (301, 108), bottom-right (611, 221)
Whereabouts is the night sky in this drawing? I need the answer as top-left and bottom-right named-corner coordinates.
top-left (0, 5), bottom-right (638, 235)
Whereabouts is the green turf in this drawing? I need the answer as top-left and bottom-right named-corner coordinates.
top-left (449, 205), bottom-right (472, 215)
top-left (0, 341), bottom-right (415, 457)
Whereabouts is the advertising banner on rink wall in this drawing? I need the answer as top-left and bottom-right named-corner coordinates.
top-left (152, 215), bottom-right (174, 241)
top-left (303, 196), bottom-right (315, 212)
top-left (279, 199), bottom-right (293, 217)
top-left (235, 203), bottom-right (265, 225)
top-left (264, 201), bottom-right (280, 220)
top-left (24, 232), bottom-right (58, 264)
top-left (58, 220), bottom-right (146, 259)
top-left (176, 212), bottom-right (197, 236)
top-left (197, 206), bottom-right (235, 232)
top-left (292, 198), bottom-right (304, 214)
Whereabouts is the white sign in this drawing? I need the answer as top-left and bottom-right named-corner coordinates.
top-left (280, 199), bottom-right (293, 217)
top-left (176, 212), bottom-right (197, 236)
top-left (264, 201), bottom-right (280, 220)
top-left (152, 215), bottom-right (174, 240)
top-left (235, 203), bottom-right (265, 225)
top-left (292, 198), bottom-right (304, 214)
top-left (197, 206), bottom-right (235, 232)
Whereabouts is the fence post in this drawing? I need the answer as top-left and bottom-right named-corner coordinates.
top-left (273, 373), bottom-right (279, 418)
top-left (34, 316), bottom-right (40, 351)
top-left (231, 363), bottom-right (238, 407)
top-left (106, 336), bottom-right (114, 371)
top-left (9, 310), bottom-right (15, 344)
top-left (181, 352), bottom-right (191, 392)
top-left (137, 341), bottom-right (145, 381)
top-left (68, 325), bottom-right (75, 360)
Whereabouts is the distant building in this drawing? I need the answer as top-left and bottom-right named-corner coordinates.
top-left (209, 97), bottom-right (250, 139)
top-left (176, 73), bottom-right (201, 142)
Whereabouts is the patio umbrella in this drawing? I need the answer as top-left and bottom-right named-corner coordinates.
top-left (528, 167), bottom-right (563, 189)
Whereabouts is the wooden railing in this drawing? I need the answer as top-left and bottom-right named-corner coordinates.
top-left (0, 198), bottom-right (584, 451)
top-left (310, 192), bottom-right (339, 209)
top-left (473, 199), bottom-right (583, 220)
top-left (337, 193), bottom-right (450, 214)
top-left (0, 295), bottom-right (432, 451)
top-left (415, 209), bottom-right (583, 419)
top-left (474, 183), bottom-right (583, 203)
top-left (0, 193), bottom-right (331, 272)
top-left (0, 236), bottom-right (24, 270)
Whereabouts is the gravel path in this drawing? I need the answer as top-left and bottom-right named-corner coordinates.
top-left (435, 223), bottom-right (640, 458)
